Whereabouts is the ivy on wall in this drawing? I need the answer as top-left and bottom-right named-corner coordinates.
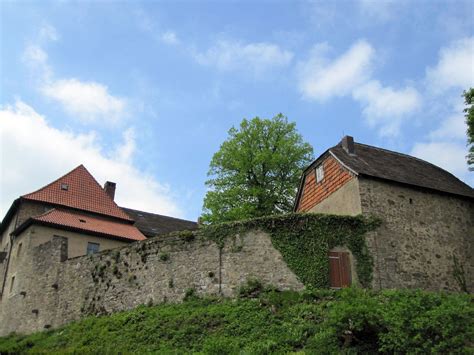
top-left (197, 213), bottom-right (380, 288)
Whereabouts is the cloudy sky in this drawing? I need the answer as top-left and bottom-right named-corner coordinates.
top-left (1, 0), bottom-right (473, 220)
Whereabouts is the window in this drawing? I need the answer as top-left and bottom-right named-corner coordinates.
top-left (316, 165), bottom-right (324, 183)
top-left (10, 276), bottom-right (15, 294)
top-left (17, 243), bottom-right (22, 257)
top-left (86, 242), bottom-right (100, 255)
top-left (60, 183), bottom-right (69, 191)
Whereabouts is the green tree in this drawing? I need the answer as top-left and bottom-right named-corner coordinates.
top-left (464, 88), bottom-right (474, 170)
top-left (201, 114), bottom-right (313, 224)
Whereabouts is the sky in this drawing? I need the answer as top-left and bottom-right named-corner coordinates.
top-left (1, 0), bottom-right (473, 221)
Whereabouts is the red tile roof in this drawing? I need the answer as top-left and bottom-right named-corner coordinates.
top-left (23, 209), bottom-right (146, 241)
top-left (22, 165), bottom-right (133, 221)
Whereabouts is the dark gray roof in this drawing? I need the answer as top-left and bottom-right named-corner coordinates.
top-left (329, 142), bottom-right (474, 199)
top-left (122, 207), bottom-right (198, 237)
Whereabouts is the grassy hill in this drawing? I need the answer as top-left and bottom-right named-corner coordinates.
top-left (0, 285), bottom-right (472, 354)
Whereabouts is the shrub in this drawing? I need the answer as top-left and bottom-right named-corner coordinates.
top-left (238, 279), bottom-right (265, 298)
top-left (309, 288), bottom-right (474, 354)
top-left (0, 288), bottom-right (471, 354)
top-left (183, 288), bottom-right (198, 301)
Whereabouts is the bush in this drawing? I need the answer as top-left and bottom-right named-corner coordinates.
top-left (309, 288), bottom-right (473, 354)
top-left (183, 288), bottom-right (198, 301)
top-left (238, 278), bottom-right (265, 298)
top-left (0, 288), bottom-right (471, 354)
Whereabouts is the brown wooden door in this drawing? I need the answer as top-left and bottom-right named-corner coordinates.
top-left (329, 251), bottom-right (351, 288)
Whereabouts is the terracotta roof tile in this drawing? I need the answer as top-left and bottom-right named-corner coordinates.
top-left (28, 209), bottom-right (146, 241)
top-left (22, 165), bottom-right (133, 221)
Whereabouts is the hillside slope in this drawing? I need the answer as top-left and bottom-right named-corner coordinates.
top-left (0, 287), bottom-right (472, 354)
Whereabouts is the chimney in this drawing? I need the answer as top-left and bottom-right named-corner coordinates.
top-left (104, 181), bottom-right (116, 200)
top-left (341, 135), bottom-right (355, 154)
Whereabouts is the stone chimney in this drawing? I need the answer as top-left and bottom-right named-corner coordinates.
top-left (104, 181), bottom-right (116, 200)
top-left (341, 135), bottom-right (355, 154)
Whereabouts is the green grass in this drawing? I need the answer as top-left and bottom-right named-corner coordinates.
top-left (0, 287), bottom-right (472, 354)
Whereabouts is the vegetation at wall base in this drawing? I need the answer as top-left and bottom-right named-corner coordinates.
top-left (1, 287), bottom-right (472, 354)
top-left (199, 213), bottom-right (380, 288)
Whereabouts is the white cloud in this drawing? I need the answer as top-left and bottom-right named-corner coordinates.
top-left (39, 23), bottom-right (59, 42)
top-left (194, 40), bottom-right (293, 75)
top-left (161, 31), bottom-right (179, 45)
top-left (410, 142), bottom-right (472, 184)
top-left (426, 37), bottom-right (474, 92)
top-left (22, 45), bottom-right (53, 82)
top-left (298, 40), bottom-right (374, 101)
top-left (135, 10), bottom-right (180, 46)
top-left (353, 80), bottom-right (421, 136)
top-left (41, 79), bottom-right (127, 123)
top-left (429, 113), bottom-right (467, 140)
top-left (113, 128), bottom-right (136, 163)
top-left (0, 101), bottom-right (182, 218)
top-left (22, 26), bottom-right (128, 124)
top-left (298, 39), bottom-right (422, 136)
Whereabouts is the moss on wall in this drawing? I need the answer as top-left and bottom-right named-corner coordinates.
top-left (194, 213), bottom-right (380, 289)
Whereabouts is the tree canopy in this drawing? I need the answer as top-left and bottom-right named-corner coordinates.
top-left (464, 88), bottom-right (474, 170)
top-left (201, 114), bottom-right (314, 224)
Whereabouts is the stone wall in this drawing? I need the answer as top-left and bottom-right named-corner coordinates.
top-left (0, 229), bottom-right (303, 336)
top-left (359, 177), bottom-right (474, 292)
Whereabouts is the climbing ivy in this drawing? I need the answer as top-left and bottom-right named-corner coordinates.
top-left (197, 213), bottom-right (380, 288)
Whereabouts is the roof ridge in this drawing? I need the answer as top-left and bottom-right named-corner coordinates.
top-left (353, 142), bottom-right (472, 187)
top-left (122, 207), bottom-right (196, 223)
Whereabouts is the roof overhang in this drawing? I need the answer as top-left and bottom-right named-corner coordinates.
top-left (0, 198), bottom-right (21, 236)
top-left (12, 217), bottom-right (141, 243)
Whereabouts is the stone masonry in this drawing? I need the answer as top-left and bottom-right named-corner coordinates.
top-left (0, 229), bottom-right (303, 336)
top-left (359, 177), bottom-right (474, 292)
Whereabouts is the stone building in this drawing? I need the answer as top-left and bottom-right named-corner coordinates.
top-left (294, 136), bottom-right (474, 291)
top-left (0, 165), bottom-right (197, 298)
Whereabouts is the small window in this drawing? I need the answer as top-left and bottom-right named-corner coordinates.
top-left (10, 276), bottom-right (15, 294)
top-left (86, 242), bottom-right (100, 255)
top-left (316, 165), bottom-right (324, 183)
top-left (17, 243), bottom-right (22, 257)
top-left (60, 183), bottom-right (69, 191)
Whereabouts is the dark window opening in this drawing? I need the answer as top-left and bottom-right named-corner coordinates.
top-left (409, 198), bottom-right (413, 204)
top-left (79, 219), bottom-right (86, 223)
top-left (86, 242), bottom-right (100, 255)
top-left (10, 276), bottom-right (15, 294)
top-left (17, 243), bottom-right (22, 257)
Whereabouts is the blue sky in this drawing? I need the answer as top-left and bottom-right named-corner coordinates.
top-left (1, 0), bottom-right (473, 220)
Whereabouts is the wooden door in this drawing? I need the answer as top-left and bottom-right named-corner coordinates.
top-left (329, 251), bottom-right (351, 288)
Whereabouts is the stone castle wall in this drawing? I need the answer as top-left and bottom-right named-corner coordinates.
top-left (0, 230), bottom-right (303, 336)
top-left (359, 177), bottom-right (474, 292)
